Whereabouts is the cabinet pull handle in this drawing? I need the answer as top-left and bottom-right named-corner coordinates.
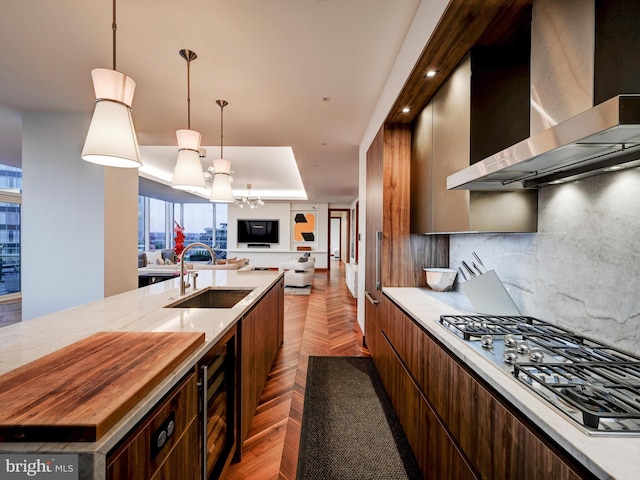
top-left (375, 231), bottom-right (382, 291)
top-left (365, 291), bottom-right (379, 305)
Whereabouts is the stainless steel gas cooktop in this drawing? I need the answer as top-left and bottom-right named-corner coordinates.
top-left (439, 314), bottom-right (640, 436)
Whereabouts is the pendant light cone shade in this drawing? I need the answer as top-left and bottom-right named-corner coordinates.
top-left (171, 49), bottom-right (206, 191)
top-left (81, 68), bottom-right (142, 168)
top-left (172, 129), bottom-right (205, 191)
top-left (209, 158), bottom-right (234, 203)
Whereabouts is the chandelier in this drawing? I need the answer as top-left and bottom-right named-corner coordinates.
top-left (235, 184), bottom-right (264, 209)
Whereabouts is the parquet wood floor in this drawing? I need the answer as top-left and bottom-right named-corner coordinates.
top-left (224, 260), bottom-right (368, 480)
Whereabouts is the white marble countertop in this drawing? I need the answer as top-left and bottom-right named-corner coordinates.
top-left (384, 287), bottom-right (639, 480)
top-left (0, 269), bottom-right (283, 477)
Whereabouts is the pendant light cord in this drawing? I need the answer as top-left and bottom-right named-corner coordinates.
top-left (216, 99), bottom-right (228, 159)
top-left (112, 0), bottom-right (117, 70)
top-left (187, 58), bottom-right (191, 129)
top-left (179, 50), bottom-right (197, 130)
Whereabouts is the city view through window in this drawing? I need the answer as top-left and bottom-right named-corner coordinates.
top-left (139, 197), bottom-right (228, 262)
top-left (0, 165), bottom-right (22, 296)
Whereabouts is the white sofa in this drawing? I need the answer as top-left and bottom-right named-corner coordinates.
top-left (138, 251), bottom-right (250, 278)
top-left (279, 255), bottom-right (315, 287)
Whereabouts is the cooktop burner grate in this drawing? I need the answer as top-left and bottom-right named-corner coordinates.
top-left (439, 314), bottom-right (640, 434)
top-left (524, 335), bottom-right (640, 363)
top-left (514, 362), bottom-right (640, 430)
top-left (439, 314), bottom-right (576, 340)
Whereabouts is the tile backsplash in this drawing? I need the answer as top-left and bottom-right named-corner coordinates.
top-left (450, 167), bottom-right (640, 354)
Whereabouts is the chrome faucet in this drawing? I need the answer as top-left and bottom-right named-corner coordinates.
top-left (179, 242), bottom-right (215, 296)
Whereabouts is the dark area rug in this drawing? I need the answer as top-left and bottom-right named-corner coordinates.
top-left (296, 356), bottom-right (423, 480)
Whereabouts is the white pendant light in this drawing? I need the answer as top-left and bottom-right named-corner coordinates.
top-left (172, 49), bottom-right (206, 191)
top-left (81, 0), bottom-right (141, 168)
top-left (209, 100), bottom-right (235, 203)
top-left (210, 157), bottom-right (234, 203)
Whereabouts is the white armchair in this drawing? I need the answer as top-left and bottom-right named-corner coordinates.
top-left (279, 255), bottom-right (315, 287)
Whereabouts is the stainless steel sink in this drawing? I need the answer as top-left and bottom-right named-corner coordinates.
top-left (165, 288), bottom-right (253, 309)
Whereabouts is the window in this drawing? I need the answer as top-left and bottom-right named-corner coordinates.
top-left (149, 198), bottom-right (169, 250)
top-left (0, 166), bottom-right (22, 193)
top-left (0, 202), bottom-right (21, 294)
top-left (139, 196), bottom-right (227, 260)
top-left (0, 165), bottom-right (22, 297)
top-left (138, 196), bottom-right (145, 250)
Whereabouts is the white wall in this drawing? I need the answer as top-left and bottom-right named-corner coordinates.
top-left (227, 202), bottom-right (330, 268)
top-left (227, 202), bottom-right (292, 252)
top-left (330, 217), bottom-right (340, 257)
top-left (22, 112), bottom-right (105, 319)
top-left (21, 111), bottom-right (139, 320)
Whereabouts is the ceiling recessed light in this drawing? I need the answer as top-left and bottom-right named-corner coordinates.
top-left (425, 70), bottom-right (437, 78)
top-left (402, 107), bottom-right (410, 113)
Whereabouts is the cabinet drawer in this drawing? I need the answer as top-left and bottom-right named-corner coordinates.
top-left (107, 371), bottom-right (198, 480)
top-left (151, 417), bottom-right (199, 480)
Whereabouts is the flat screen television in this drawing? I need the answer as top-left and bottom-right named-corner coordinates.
top-left (237, 219), bottom-right (279, 244)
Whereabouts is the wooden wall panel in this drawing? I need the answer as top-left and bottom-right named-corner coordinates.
top-left (382, 124), bottom-right (414, 288)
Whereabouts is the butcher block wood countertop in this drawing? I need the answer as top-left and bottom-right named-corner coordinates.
top-left (0, 269), bottom-right (283, 479)
top-left (0, 331), bottom-right (204, 442)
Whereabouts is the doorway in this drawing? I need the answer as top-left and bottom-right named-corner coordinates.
top-left (330, 218), bottom-right (341, 259)
top-left (327, 208), bottom-right (350, 270)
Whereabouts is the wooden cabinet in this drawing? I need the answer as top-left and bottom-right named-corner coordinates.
top-left (151, 419), bottom-right (199, 480)
top-left (107, 276), bottom-right (284, 479)
top-left (376, 301), bottom-right (477, 480)
top-left (372, 298), bottom-right (593, 480)
top-left (365, 123), bottom-right (417, 353)
top-left (365, 124), bottom-right (414, 301)
top-left (239, 277), bottom-right (284, 450)
top-left (107, 372), bottom-right (199, 480)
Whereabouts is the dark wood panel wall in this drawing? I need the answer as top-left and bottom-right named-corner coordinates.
top-left (382, 124), bottom-right (414, 288)
top-left (409, 234), bottom-right (450, 287)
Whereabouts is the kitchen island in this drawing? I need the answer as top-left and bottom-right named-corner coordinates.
top-left (0, 269), bottom-right (283, 479)
top-left (383, 287), bottom-right (639, 480)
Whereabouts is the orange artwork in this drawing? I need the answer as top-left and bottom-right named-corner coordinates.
top-left (293, 213), bottom-right (315, 242)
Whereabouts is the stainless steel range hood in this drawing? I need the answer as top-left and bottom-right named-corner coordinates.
top-left (447, 95), bottom-right (640, 190)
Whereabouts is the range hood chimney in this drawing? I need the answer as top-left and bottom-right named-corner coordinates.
top-left (448, 0), bottom-right (640, 190)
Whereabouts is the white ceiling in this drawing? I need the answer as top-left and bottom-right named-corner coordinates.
top-left (0, 0), bottom-right (422, 204)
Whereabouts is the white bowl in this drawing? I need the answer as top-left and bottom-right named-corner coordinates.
top-left (424, 268), bottom-right (457, 292)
